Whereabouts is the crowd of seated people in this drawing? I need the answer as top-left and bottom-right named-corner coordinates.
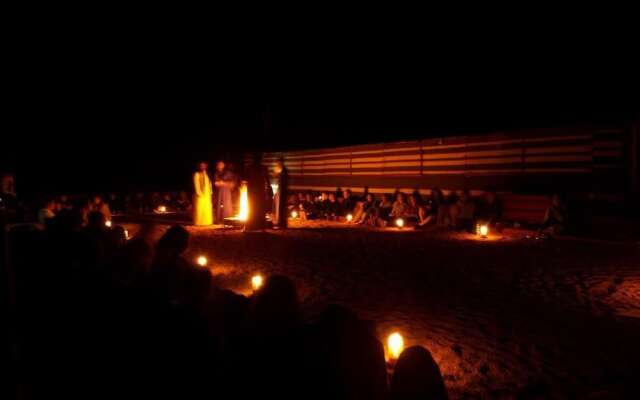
top-left (7, 201), bottom-right (449, 399)
top-left (285, 187), bottom-right (569, 235)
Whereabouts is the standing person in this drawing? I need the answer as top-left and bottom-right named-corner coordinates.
top-left (245, 152), bottom-right (269, 230)
top-left (193, 161), bottom-right (213, 226)
top-left (273, 159), bottom-right (289, 229)
top-left (214, 160), bottom-right (236, 224)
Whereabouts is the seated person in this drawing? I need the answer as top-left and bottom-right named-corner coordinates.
top-left (351, 193), bottom-right (376, 224)
top-left (538, 194), bottom-right (567, 236)
top-left (476, 189), bottom-right (502, 226)
top-left (341, 189), bottom-right (358, 215)
top-left (326, 193), bottom-right (341, 219)
top-left (418, 188), bottom-right (444, 227)
top-left (316, 192), bottom-right (330, 218)
top-left (390, 192), bottom-right (408, 219)
top-left (372, 194), bottom-right (394, 226)
top-left (91, 195), bottom-right (112, 222)
top-left (299, 192), bottom-right (317, 220)
top-left (450, 190), bottom-right (476, 232)
top-left (405, 194), bottom-right (420, 223)
top-left (175, 190), bottom-right (191, 211)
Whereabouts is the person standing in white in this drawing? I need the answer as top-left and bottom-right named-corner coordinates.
top-left (193, 161), bottom-right (213, 226)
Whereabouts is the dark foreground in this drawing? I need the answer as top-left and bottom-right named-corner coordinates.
top-left (183, 222), bottom-right (640, 399)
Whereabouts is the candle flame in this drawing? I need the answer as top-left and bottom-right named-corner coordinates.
top-left (251, 274), bottom-right (263, 290)
top-left (105, 220), bottom-right (112, 228)
top-left (158, 205), bottom-right (167, 213)
top-left (396, 218), bottom-right (404, 228)
top-left (387, 332), bottom-right (404, 360)
top-left (479, 224), bottom-right (488, 237)
top-left (196, 255), bottom-right (208, 267)
top-left (346, 214), bottom-right (353, 222)
top-left (124, 229), bottom-right (129, 239)
top-left (291, 210), bottom-right (298, 218)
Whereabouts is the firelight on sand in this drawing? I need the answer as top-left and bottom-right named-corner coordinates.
top-left (346, 213), bottom-right (353, 222)
top-left (387, 332), bottom-right (405, 361)
top-left (395, 218), bottom-right (404, 228)
top-left (105, 220), bottom-right (112, 228)
top-left (196, 255), bottom-right (208, 267)
top-left (251, 274), bottom-right (264, 291)
top-left (291, 210), bottom-right (298, 219)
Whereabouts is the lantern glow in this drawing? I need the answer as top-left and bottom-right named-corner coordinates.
top-left (196, 255), bottom-right (208, 267)
top-left (158, 205), bottom-right (167, 213)
top-left (395, 218), bottom-right (404, 228)
top-left (251, 274), bottom-right (264, 291)
top-left (479, 224), bottom-right (488, 238)
top-left (387, 332), bottom-right (404, 361)
top-left (124, 229), bottom-right (129, 239)
top-left (105, 220), bottom-right (112, 228)
top-left (346, 213), bottom-right (353, 222)
top-left (291, 210), bottom-right (298, 219)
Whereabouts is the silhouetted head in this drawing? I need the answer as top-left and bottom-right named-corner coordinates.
top-left (390, 346), bottom-right (448, 400)
top-left (552, 194), bottom-right (562, 207)
top-left (216, 160), bottom-right (225, 172)
top-left (198, 161), bottom-right (208, 171)
top-left (254, 274), bottom-right (299, 334)
top-left (396, 192), bottom-right (406, 203)
top-left (343, 189), bottom-right (352, 199)
top-left (366, 193), bottom-right (375, 202)
top-left (408, 195), bottom-right (417, 206)
top-left (87, 211), bottom-right (106, 229)
top-left (156, 225), bottom-right (190, 257)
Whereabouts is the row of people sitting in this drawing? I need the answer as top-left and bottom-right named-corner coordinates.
top-left (10, 209), bottom-right (449, 399)
top-left (287, 188), bottom-right (567, 234)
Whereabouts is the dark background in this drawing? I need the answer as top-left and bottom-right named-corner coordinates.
top-left (3, 37), bottom-right (638, 196)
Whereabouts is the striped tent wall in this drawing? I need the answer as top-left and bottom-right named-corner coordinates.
top-left (257, 128), bottom-right (630, 195)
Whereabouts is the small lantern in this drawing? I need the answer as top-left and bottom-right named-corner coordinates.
top-left (291, 210), bottom-right (298, 219)
top-left (476, 224), bottom-right (488, 238)
top-left (124, 229), bottom-right (129, 239)
top-left (105, 220), bottom-right (112, 228)
top-left (387, 332), bottom-right (405, 361)
top-left (251, 274), bottom-right (264, 291)
top-left (158, 205), bottom-right (167, 213)
top-left (346, 213), bottom-right (353, 222)
top-left (196, 255), bottom-right (208, 267)
top-left (395, 218), bottom-right (404, 228)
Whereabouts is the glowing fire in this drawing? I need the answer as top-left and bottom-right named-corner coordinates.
top-left (196, 255), bottom-right (208, 267)
top-left (291, 210), bottom-right (298, 219)
top-left (158, 205), bottom-right (167, 213)
top-left (387, 332), bottom-right (404, 361)
top-left (476, 224), bottom-right (488, 238)
top-left (105, 220), bottom-right (112, 228)
top-left (346, 213), bottom-right (353, 222)
top-left (237, 181), bottom-right (249, 222)
top-left (124, 229), bottom-right (129, 239)
top-left (251, 274), bottom-right (264, 291)
top-left (395, 218), bottom-right (404, 228)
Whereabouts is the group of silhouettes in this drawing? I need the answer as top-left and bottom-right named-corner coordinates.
top-left (8, 204), bottom-right (449, 399)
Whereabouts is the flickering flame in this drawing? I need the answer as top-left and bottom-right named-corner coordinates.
top-left (387, 332), bottom-right (404, 361)
top-left (396, 218), bottom-right (404, 228)
top-left (196, 255), bottom-right (208, 267)
top-left (158, 205), bottom-right (167, 213)
top-left (251, 274), bottom-right (263, 291)
top-left (237, 182), bottom-right (249, 222)
top-left (105, 220), bottom-right (112, 228)
top-left (124, 229), bottom-right (129, 239)
top-left (479, 224), bottom-right (488, 237)
top-left (346, 213), bottom-right (353, 222)
top-left (270, 184), bottom-right (279, 195)
top-left (291, 210), bottom-right (298, 218)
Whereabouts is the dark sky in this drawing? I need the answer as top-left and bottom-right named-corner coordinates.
top-left (4, 40), bottom-right (638, 196)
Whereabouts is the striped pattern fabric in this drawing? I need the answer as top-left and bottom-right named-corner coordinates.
top-left (258, 128), bottom-right (629, 193)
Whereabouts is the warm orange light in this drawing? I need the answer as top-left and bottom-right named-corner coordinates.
top-left (124, 229), bottom-right (129, 239)
top-left (479, 224), bottom-right (488, 237)
top-left (251, 274), bottom-right (264, 291)
top-left (346, 213), bottom-right (353, 222)
top-left (291, 210), bottom-right (298, 218)
top-left (395, 218), bottom-right (404, 228)
top-left (387, 332), bottom-right (404, 361)
top-left (158, 205), bottom-right (167, 213)
top-left (196, 255), bottom-right (208, 267)
top-left (105, 220), bottom-right (112, 228)
top-left (237, 182), bottom-right (249, 222)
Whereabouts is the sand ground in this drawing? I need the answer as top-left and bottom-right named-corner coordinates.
top-left (128, 220), bottom-right (640, 398)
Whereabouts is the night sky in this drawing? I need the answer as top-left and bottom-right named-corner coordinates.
top-left (4, 46), bottom-right (638, 196)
